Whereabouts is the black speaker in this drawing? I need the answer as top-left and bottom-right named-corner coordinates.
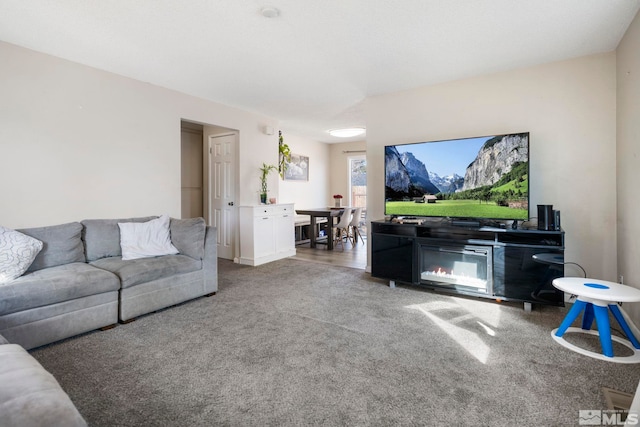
top-left (537, 205), bottom-right (554, 230)
top-left (553, 210), bottom-right (561, 231)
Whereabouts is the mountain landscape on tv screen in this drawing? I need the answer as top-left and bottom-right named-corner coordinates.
top-left (385, 133), bottom-right (529, 219)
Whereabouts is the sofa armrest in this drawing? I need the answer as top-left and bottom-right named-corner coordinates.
top-left (0, 344), bottom-right (87, 427)
top-left (203, 226), bottom-right (218, 293)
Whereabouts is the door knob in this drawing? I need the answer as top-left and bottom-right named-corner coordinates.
top-left (228, 202), bottom-right (234, 206)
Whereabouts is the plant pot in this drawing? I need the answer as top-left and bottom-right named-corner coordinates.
top-left (260, 193), bottom-right (267, 204)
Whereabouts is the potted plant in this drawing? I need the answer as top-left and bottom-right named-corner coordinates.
top-left (259, 163), bottom-right (278, 204)
top-left (333, 194), bottom-right (343, 207)
top-left (278, 130), bottom-right (291, 179)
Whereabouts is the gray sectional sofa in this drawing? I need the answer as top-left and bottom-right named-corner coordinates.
top-left (0, 216), bottom-right (217, 350)
top-left (0, 216), bottom-right (217, 426)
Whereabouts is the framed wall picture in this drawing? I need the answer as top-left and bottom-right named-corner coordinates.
top-left (284, 153), bottom-right (309, 181)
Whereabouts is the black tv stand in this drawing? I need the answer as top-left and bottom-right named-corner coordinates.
top-left (450, 218), bottom-right (481, 228)
top-left (371, 220), bottom-right (565, 310)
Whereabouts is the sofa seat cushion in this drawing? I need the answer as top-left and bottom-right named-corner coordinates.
top-left (90, 255), bottom-right (202, 289)
top-left (0, 344), bottom-right (87, 427)
top-left (0, 263), bottom-right (120, 316)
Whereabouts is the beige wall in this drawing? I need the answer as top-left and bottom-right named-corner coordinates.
top-left (617, 11), bottom-right (640, 322)
top-left (278, 133), bottom-right (330, 209)
top-left (0, 41), bottom-right (279, 228)
top-left (366, 53), bottom-right (618, 281)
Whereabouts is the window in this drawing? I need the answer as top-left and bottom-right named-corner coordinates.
top-left (349, 156), bottom-right (366, 208)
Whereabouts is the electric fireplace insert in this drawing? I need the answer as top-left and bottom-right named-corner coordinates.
top-left (419, 244), bottom-right (493, 294)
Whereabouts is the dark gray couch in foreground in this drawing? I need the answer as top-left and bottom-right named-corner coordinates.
top-left (0, 216), bottom-right (217, 350)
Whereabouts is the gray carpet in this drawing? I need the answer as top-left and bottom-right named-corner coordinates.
top-left (32, 259), bottom-right (640, 426)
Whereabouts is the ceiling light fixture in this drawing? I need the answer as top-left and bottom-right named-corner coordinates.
top-left (328, 128), bottom-right (366, 138)
top-left (261, 7), bottom-right (280, 18)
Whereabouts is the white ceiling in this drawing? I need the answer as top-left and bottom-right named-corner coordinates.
top-left (1, 0), bottom-right (638, 142)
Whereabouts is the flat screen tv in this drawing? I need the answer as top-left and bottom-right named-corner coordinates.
top-left (384, 132), bottom-right (529, 221)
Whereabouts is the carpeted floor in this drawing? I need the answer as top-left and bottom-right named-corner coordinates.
top-left (32, 259), bottom-right (640, 426)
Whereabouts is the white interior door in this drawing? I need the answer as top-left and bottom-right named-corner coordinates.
top-left (209, 133), bottom-right (237, 260)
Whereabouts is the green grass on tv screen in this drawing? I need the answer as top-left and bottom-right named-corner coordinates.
top-left (385, 199), bottom-right (528, 220)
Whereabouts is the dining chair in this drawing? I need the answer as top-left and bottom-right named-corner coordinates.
top-left (333, 208), bottom-right (352, 250)
top-left (348, 207), bottom-right (364, 245)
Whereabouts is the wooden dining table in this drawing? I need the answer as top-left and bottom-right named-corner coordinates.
top-left (295, 207), bottom-right (345, 250)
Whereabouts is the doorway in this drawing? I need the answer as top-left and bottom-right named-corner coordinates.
top-left (349, 155), bottom-right (367, 208)
top-left (180, 122), bottom-right (204, 219)
top-left (180, 120), bottom-right (238, 260)
top-left (349, 155), bottom-right (367, 242)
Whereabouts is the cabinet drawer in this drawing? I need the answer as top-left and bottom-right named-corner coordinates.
top-left (253, 206), bottom-right (276, 217)
top-left (273, 204), bottom-right (294, 215)
top-left (251, 204), bottom-right (295, 217)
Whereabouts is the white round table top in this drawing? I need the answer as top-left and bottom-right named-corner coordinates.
top-left (552, 277), bottom-right (640, 302)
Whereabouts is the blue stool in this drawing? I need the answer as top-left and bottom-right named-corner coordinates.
top-left (551, 278), bottom-right (640, 363)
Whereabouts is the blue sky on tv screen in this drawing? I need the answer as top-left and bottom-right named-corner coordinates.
top-left (396, 136), bottom-right (489, 177)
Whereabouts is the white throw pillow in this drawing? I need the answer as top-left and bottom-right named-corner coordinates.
top-left (0, 226), bottom-right (44, 284)
top-left (118, 215), bottom-right (179, 260)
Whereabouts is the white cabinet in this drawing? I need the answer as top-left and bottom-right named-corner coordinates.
top-left (239, 204), bottom-right (296, 266)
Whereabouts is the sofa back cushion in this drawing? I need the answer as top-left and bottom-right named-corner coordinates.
top-left (82, 217), bottom-right (156, 262)
top-left (18, 222), bottom-right (85, 272)
top-left (170, 217), bottom-right (206, 260)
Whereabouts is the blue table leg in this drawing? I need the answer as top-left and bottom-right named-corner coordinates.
top-left (593, 305), bottom-right (614, 357)
top-left (609, 304), bottom-right (640, 349)
top-left (581, 303), bottom-right (595, 330)
top-left (556, 300), bottom-right (588, 337)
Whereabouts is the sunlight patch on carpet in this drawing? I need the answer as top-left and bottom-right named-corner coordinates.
top-left (407, 301), bottom-right (492, 364)
top-left (450, 296), bottom-right (503, 329)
